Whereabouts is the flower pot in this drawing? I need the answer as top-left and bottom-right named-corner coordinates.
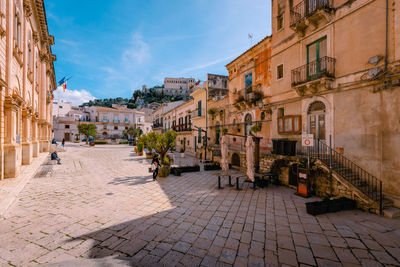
top-left (138, 151), bottom-right (143, 156)
top-left (181, 153), bottom-right (185, 158)
top-left (328, 199), bottom-right (343, 213)
top-left (306, 201), bottom-right (329, 216)
top-left (158, 166), bottom-right (170, 177)
top-left (339, 197), bottom-right (356, 210)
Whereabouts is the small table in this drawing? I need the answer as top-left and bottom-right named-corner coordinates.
top-left (254, 172), bottom-right (278, 188)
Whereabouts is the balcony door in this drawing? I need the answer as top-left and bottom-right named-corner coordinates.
top-left (307, 37), bottom-right (327, 80)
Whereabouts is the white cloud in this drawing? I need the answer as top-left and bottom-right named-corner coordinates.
top-left (53, 86), bottom-right (96, 106)
top-left (122, 33), bottom-right (151, 66)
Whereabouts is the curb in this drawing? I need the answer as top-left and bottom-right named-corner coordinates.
top-left (0, 153), bottom-right (48, 218)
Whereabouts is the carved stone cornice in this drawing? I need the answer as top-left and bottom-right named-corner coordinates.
top-left (22, 106), bottom-right (33, 117)
top-left (5, 96), bottom-right (22, 109)
top-left (48, 35), bottom-right (55, 45)
top-left (293, 78), bottom-right (334, 97)
top-left (23, 0), bottom-right (32, 18)
top-left (32, 31), bottom-right (39, 44)
top-left (39, 48), bottom-right (48, 62)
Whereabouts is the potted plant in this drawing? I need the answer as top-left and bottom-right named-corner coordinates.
top-left (208, 108), bottom-right (217, 119)
top-left (222, 128), bottom-right (228, 134)
top-left (250, 124), bottom-right (262, 133)
top-left (137, 142), bottom-right (143, 156)
top-left (73, 134), bottom-right (80, 143)
top-left (153, 130), bottom-right (178, 178)
top-left (180, 147), bottom-right (185, 158)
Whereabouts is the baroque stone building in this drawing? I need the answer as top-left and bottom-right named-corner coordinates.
top-left (0, 0), bottom-right (56, 179)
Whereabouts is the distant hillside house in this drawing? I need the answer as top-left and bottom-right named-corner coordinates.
top-left (161, 77), bottom-right (196, 96)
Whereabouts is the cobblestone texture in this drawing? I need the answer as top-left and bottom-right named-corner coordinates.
top-left (0, 143), bottom-right (400, 266)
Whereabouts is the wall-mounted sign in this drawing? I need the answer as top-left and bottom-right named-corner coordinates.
top-left (302, 134), bottom-right (314, 147)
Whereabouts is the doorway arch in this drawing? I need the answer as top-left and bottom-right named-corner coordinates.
top-left (232, 153), bottom-right (240, 167)
top-left (307, 101), bottom-right (326, 140)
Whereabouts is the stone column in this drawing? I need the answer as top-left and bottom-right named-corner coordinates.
top-left (4, 98), bottom-right (22, 178)
top-left (0, 87), bottom-right (4, 180)
top-left (21, 109), bottom-right (32, 165)
top-left (31, 115), bottom-right (39, 157)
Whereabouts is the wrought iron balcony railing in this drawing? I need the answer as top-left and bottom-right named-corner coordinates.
top-left (291, 56), bottom-right (336, 86)
top-left (172, 123), bottom-right (192, 132)
top-left (290, 0), bottom-right (333, 27)
top-left (152, 123), bottom-right (163, 129)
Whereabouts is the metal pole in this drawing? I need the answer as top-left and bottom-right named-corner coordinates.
top-left (329, 135), bottom-right (333, 196)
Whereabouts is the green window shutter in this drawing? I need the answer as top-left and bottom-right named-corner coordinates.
top-left (198, 128), bottom-right (201, 143)
top-left (198, 101), bottom-right (202, 116)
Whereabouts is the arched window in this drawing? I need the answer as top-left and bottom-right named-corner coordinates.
top-left (14, 5), bottom-right (21, 48)
top-left (28, 38), bottom-right (32, 72)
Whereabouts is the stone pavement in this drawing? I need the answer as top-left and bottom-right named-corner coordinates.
top-left (0, 143), bottom-right (400, 266)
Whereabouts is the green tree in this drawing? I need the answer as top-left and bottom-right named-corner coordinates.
top-left (77, 124), bottom-right (98, 144)
top-left (153, 130), bottom-right (177, 164)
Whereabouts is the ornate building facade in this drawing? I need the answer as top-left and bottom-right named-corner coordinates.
top-left (0, 0), bottom-right (56, 179)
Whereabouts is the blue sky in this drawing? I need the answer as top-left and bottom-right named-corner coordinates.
top-left (48, 0), bottom-right (271, 105)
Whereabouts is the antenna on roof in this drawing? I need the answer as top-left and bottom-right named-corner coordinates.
top-left (248, 33), bottom-right (253, 47)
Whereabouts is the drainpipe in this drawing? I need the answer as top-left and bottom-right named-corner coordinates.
top-left (384, 0), bottom-right (388, 73)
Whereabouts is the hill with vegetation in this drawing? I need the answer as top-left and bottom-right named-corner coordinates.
top-left (80, 85), bottom-right (185, 109)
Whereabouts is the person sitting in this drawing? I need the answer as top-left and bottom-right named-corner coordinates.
top-left (52, 139), bottom-right (58, 146)
top-left (51, 151), bottom-right (61, 164)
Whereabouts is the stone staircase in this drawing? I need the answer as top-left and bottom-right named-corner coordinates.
top-left (298, 140), bottom-right (400, 218)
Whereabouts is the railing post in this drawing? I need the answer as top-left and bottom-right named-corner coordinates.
top-left (380, 181), bottom-right (383, 214)
top-left (317, 138), bottom-right (320, 159)
top-left (329, 135), bottom-right (333, 196)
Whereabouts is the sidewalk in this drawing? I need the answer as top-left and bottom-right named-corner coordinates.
top-left (0, 152), bottom-right (48, 218)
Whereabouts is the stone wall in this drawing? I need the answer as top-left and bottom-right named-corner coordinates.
top-left (211, 147), bottom-right (381, 214)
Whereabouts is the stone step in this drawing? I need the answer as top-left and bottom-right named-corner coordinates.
top-left (383, 207), bottom-right (400, 218)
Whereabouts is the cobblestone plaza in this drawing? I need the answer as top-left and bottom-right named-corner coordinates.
top-left (0, 144), bottom-right (400, 266)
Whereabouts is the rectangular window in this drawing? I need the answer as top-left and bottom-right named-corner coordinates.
top-left (65, 125), bottom-right (70, 129)
top-left (103, 115), bottom-right (107, 122)
top-left (245, 73), bottom-right (252, 91)
top-left (278, 115), bottom-right (302, 134)
top-left (125, 116), bottom-right (129, 123)
top-left (278, 108), bottom-right (285, 118)
top-left (198, 101), bottom-right (202, 116)
top-left (103, 125), bottom-right (107, 130)
top-left (277, 64), bottom-right (284, 80)
top-left (114, 126), bottom-right (118, 130)
top-left (277, 14), bottom-right (284, 31)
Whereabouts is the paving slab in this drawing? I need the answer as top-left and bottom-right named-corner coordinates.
top-left (0, 143), bottom-right (399, 266)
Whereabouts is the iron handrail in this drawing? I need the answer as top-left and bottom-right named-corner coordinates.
top-left (297, 138), bottom-right (383, 214)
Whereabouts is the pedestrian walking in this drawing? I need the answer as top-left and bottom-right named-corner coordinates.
top-left (151, 154), bottom-right (160, 181)
top-left (62, 138), bottom-right (65, 147)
